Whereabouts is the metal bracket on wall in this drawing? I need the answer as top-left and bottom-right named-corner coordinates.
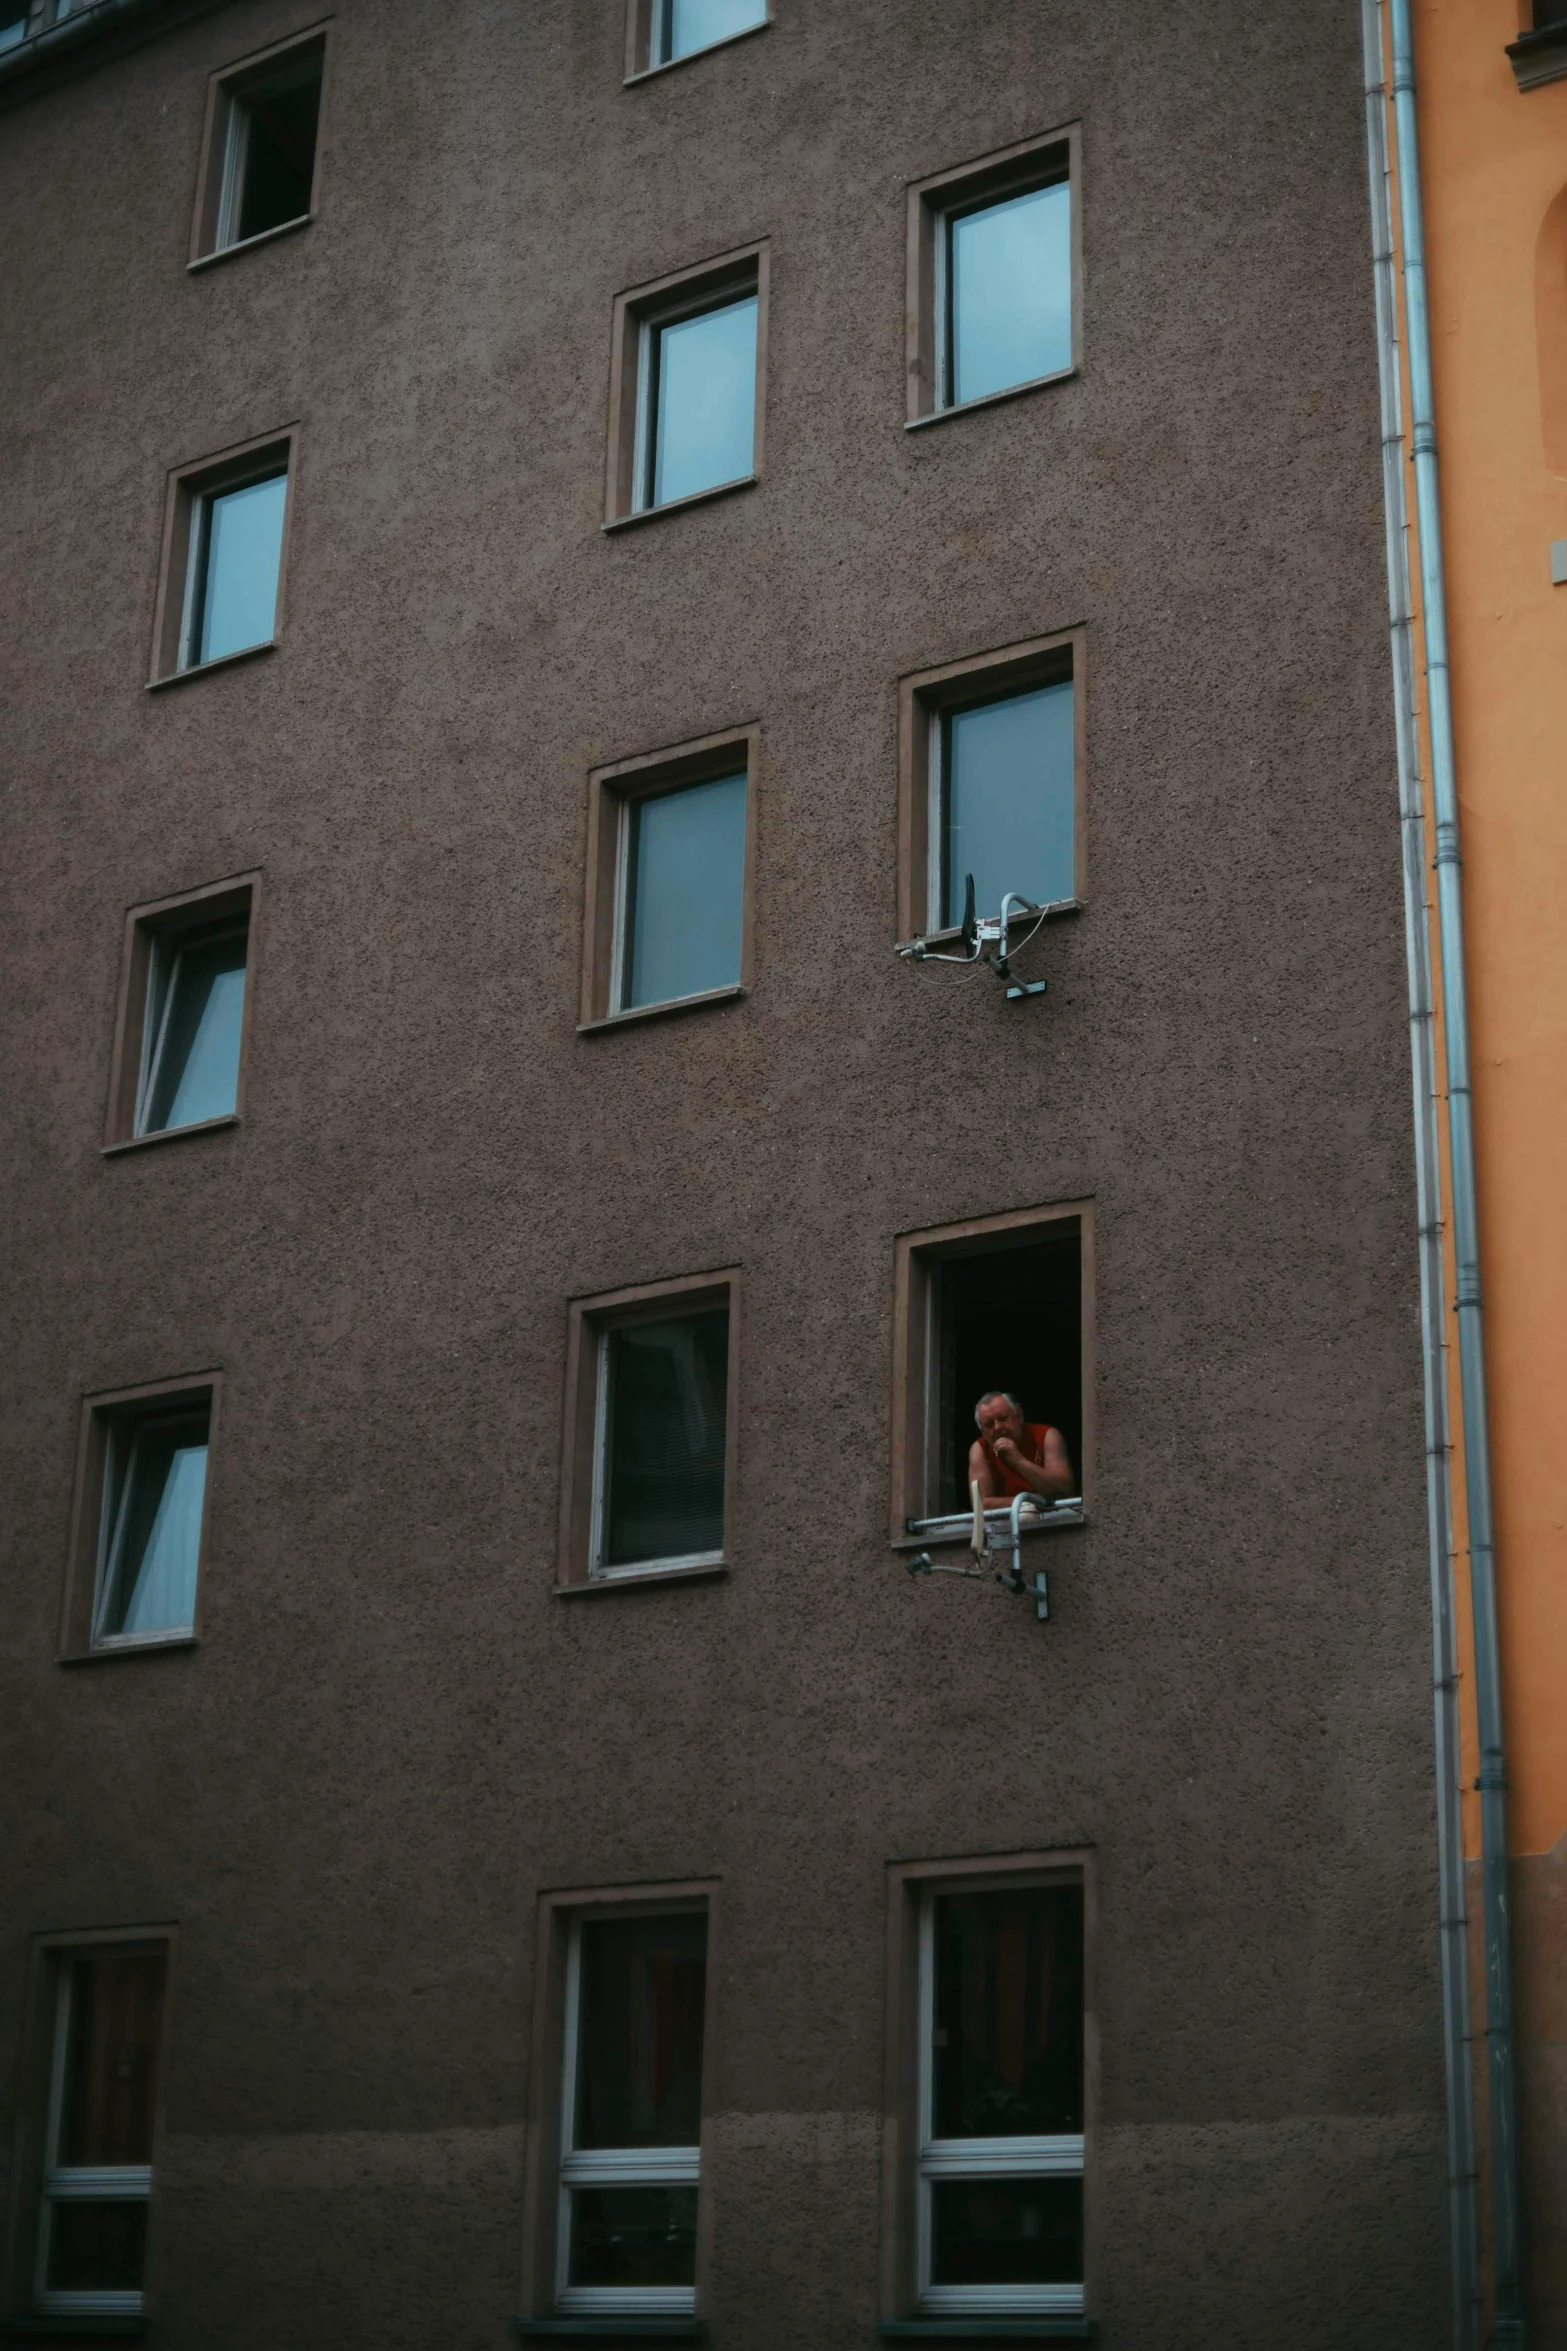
top-left (895, 877), bottom-right (1051, 1002)
top-left (904, 1492), bottom-right (1051, 1622)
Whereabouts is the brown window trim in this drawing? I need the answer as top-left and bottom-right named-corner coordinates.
top-left (1, 1925), bottom-right (179, 2331)
top-left (579, 724), bottom-right (758, 1031)
top-left (624, 0), bottom-right (771, 82)
top-left (101, 871), bottom-right (261, 1153)
top-left (57, 1373), bottom-right (224, 1664)
top-left (518, 1880), bottom-right (721, 2324)
top-left (557, 1269), bottom-right (740, 1593)
top-left (888, 1201), bottom-right (1093, 1548)
top-left (146, 426), bottom-right (299, 688)
top-left (905, 126), bottom-right (1082, 429)
top-left (604, 243), bottom-right (768, 528)
top-left (896, 630), bottom-right (1086, 951)
top-left (1507, 21), bottom-right (1567, 88)
top-left (188, 21), bottom-right (333, 269)
top-left (878, 1849), bottom-right (1098, 2329)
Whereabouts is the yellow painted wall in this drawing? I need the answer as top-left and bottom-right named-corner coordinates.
top-left (1414, 0), bottom-right (1567, 1868)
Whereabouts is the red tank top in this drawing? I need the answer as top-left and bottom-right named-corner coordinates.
top-left (980, 1423), bottom-right (1054, 1499)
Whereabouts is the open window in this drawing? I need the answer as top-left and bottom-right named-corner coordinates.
top-left (59, 1375), bottom-right (221, 1661)
top-left (105, 875), bottom-right (258, 1150)
top-left (192, 28), bottom-right (327, 264)
top-left (892, 1205), bottom-right (1088, 1545)
top-left (150, 432), bottom-right (295, 685)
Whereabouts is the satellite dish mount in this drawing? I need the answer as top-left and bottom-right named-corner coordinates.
top-left (895, 875), bottom-right (1049, 1001)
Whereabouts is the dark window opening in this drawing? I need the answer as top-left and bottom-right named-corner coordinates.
top-left (933, 1231), bottom-right (1081, 1515)
top-left (601, 1308), bottom-right (729, 1569)
top-left (1535, 2), bottom-right (1567, 29)
top-left (221, 45), bottom-right (323, 249)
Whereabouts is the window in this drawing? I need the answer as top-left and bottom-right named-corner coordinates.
top-left (882, 1858), bottom-right (1092, 2330)
top-left (606, 247), bottom-right (767, 524)
top-left (0, 7), bottom-right (29, 55)
top-left (907, 131), bottom-right (1080, 425)
top-left (32, 1941), bottom-right (170, 2321)
top-left (105, 877), bottom-right (257, 1149)
top-left (628, 0), bottom-right (768, 74)
top-left (898, 633), bottom-right (1084, 950)
top-left (558, 1273), bottom-right (738, 1591)
top-left (891, 1205), bottom-right (1088, 1546)
top-left (192, 29), bottom-right (326, 263)
top-left (581, 727), bottom-right (756, 1027)
top-left (150, 434), bottom-right (294, 684)
top-left (917, 1880), bottom-right (1084, 2316)
top-left (557, 1908), bottom-right (707, 2315)
top-left (59, 1377), bottom-right (220, 1660)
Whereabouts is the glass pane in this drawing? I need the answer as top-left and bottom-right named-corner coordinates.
top-left (575, 1912), bottom-right (707, 2149)
top-left (929, 2176), bottom-right (1083, 2288)
top-left (933, 1884), bottom-right (1083, 2138)
top-left (45, 2201), bottom-right (148, 2295)
top-left (568, 2185), bottom-right (698, 2289)
top-left (99, 1418), bottom-right (208, 1640)
top-left (235, 64), bottom-right (321, 243)
top-left (142, 930), bottom-right (247, 1133)
top-left (651, 295), bottom-right (757, 507)
top-left (942, 681), bottom-right (1074, 927)
top-left (197, 473), bottom-right (286, 665)
top-left (950, 180), bottom-right (1072, 407)
top-left (57, 1949), bottom-right (167, 2167)
top-left (624, 772), bottom-right (746, 1009)
top-left (663, 0), bottom-right (766, 61)
top-left (603, 1311), bottom-right (728, 1568)
top-left (0, 15), bottom-right (29, 56)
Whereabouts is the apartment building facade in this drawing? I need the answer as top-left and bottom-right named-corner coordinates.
top-left (1, 2), bottom-right (1453, 2345)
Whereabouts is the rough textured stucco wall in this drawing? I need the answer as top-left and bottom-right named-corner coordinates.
top-left (0, 0), bottom-right (1445, 2344)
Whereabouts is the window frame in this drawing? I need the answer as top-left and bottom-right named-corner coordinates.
top-left (554, 1902), bottom-right (708, 2319)
top-left (897, 632), bottom-right (1086, 952)
top-left (624, 0), bottom-right (771, 79)
top-left (906, 127), bottom-right (1082, 429)
top-left (104, 873), bottom-right (260, 1153)
top-left (557, 1270), bottom-right (740, 1594)
top-left (605, 244), bottom-right (768, 528)
top-left (880, 1854), bottom-right (1096, 2330)
top-left (4, 1929), bottom-right (178, 2329)
top-left (58, 1374), bottom-right (223, 1664)
top-left (148, 429), bottom-right (298, 688)
top-left (520, 1883), bottom-right (720, 2326)
top-left (189, 22), bottom-right (331, 270)
top-left (581, 725), bottom-right (758, 1030)
top-left (889, 1202), bottom-right (1092, 1550)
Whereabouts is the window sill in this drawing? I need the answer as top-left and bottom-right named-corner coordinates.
top-left (905, 367), bottom-right (1077, 432)
top-left (101, 1114), bottom-right (238, 1157)
top-left (58, 1636), bottom-right (199, 1667)
top-left (579, 985), bottom-right (746, 1035)
top-left (877, 2324), bottom-right (1093, 2342)
top-left (146, 640), bottom-right (277, 692)
top-left (188, 214), bottom-right (312, 272)
top-left (624, 15), bottom-right (768, 83)
top-left (892, 1505), bottom-right (1085, 1551)
top-left (603, 476), bottom-right (756, 533)
top-left (514, 2324), bottom-right (707, 2342)
top-left (1506, 23), bottom-right (1567, 88)
top-left (557, 1563), bottom-right (728, 1599)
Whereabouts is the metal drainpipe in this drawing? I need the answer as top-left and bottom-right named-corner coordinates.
top-left (1360, 6), bottom-right (1480, 2341)
top-left (1383, 1), bottom-right (1527, 2340)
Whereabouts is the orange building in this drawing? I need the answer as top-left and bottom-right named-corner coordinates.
top-left (1375, 1), bottom-right (1567, 2342)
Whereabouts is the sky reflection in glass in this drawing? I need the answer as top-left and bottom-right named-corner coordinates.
top-left (942, 682), bottom-right (1075, 927)
top-left (651, 296), bottom-right (757, 507)
top-left (625, 772), bottom-right (747, 1009)
top-left (197, 472), bottom-right (286, 664)
top-left (949, 180), bottom-right (1071, 406)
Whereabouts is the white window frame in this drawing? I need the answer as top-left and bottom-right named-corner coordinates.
top-left (33, 1963), bottom-right (155, 2320)
top-left (133, 916), bottom-right (249, 1138)
top-left (933, 170), bottom-right (1074, 415)
top-left (177, 465), bottom-right (288, 673)
top-left (554, 1910), bottom-right (704, 2318)
top-left (915, 1881), bottom-right (1085, 2318)
top-left (212, 47), bottom-right (323, 255)
top-left (90, 1406), bottom-right (208, 1651)
top-left (588, 1317), bottom-right (728, 1582)
top-left (631, 284), bottom-right (758, 515)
